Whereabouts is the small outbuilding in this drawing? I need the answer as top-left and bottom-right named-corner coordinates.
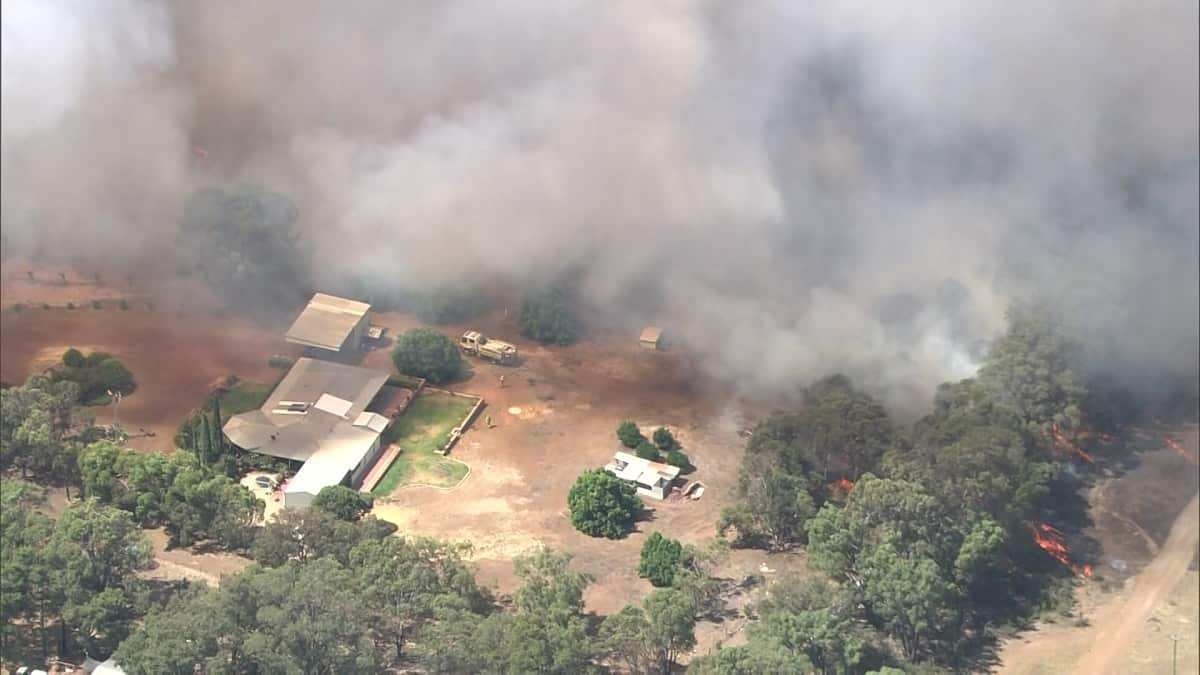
top-left (605, 451), bottom-right (681, 500)
top-left (639, 326), bottom-right (664, 351)
top-left (285, 293), bottom-right (372, 357)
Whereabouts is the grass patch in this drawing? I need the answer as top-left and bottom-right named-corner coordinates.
top-left (216, 380), bottom-right (274, 415)
top-left (386, 373), bottom-right (424, 390)
top-left (371, 391), bottom-right (475, 495)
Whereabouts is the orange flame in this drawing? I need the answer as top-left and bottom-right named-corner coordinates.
top-left (828, 477), bottom-right (855, 493)
top-left (1050, 423), bottom-right (1095, 464)
top-left (1030, 521), bottom-right (1092, 577)
top-left (1162, 436), bottom-right (1199, 465)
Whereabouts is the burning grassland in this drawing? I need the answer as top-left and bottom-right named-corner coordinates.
top-left (1030, 521), bottom-right (1093, 577)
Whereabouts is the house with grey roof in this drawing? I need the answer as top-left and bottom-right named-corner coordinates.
top-left (223, 357), bottom-right (397, 508)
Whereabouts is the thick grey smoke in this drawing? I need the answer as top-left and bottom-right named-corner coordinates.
top-left (3, 0), bottom-right (1197, 411)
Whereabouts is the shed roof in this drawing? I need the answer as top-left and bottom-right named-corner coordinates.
top-left (607, 450), bottom-right (680, 486)
top-left (639, 326), bottom-right (663, 343)
top-left (285, 292), bottom-right (371, 351)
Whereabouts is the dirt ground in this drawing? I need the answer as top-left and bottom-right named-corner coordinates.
top-left (996, 428), bottom-right (1200, 674)
top-left (362, 307), bottom-right (764, 621)
top-left (1, 261), bottom-right (291, 451)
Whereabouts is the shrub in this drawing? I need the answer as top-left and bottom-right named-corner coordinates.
top-left (639, 532), bottom-right (684, 586)
top-left (267, 354), bottom-right (295, 369)
top-left (653, 427), bottom-right (681, 454)
top-left (62, 348), bottom-right (86, 369)
top-left (118, 298), bottom-right (130, 311)
top-left (391, 327), bottom-right (463, 384)
top-left (11, 303), bottom-right (25, 313)
top-left (519, 286), bottom-right (580, 346)
top-left (66, 302), bottom-right (76, 310)
top-left (312, 485), bottom-right (374, 522)
top-left (636, 440), bottom-right (661, 462)
top-left (617, 420), bottom-right (645, 449)
top-left (665, 450), bottom-right (690, 469)
top-left (568, 468), bottom-right (640, 539)
top-left (92, 300), bottom-right (103, 309)
top-left (412, 284), bottom-right (490, 324)
top-left (41, 303), bottom-right (50, 310)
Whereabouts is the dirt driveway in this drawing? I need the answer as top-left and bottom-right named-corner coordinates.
top-left (997, 429), bottom-right (1200, 674)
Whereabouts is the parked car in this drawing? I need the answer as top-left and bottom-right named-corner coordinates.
top-left (255, 476), bottom-right (275, 489)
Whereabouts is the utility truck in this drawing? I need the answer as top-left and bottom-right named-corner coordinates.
top-left (459, 330), bottom-right (519, 364)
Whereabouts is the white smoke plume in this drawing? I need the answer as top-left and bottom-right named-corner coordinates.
top-left (3, 0), bottom-right (1197, 411)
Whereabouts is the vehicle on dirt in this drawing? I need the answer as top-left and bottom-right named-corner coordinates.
top-left (459, 330), bottom-right (519, 364)
top-left (255, 476), bottom-right (275, 489)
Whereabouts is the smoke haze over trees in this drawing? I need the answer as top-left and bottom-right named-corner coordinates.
top-left (3, 0), bottom-right (1197, 410)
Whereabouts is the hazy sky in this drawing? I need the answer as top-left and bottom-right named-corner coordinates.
top-left (3, 0), bottom-right (1197, 410)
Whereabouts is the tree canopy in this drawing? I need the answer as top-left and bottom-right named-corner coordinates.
top-left (391, 327), bottom-right (463, 384)
top-left (519, 286), bottom-right (580, 346)
top-left (312, 484), bottom-right (374, 522)
top-left (180, 185), bottom-right (309, 308)
top-left (638, 532), bottom-right (685, 587)
top-left (567, 468), bottom-right (641, 539)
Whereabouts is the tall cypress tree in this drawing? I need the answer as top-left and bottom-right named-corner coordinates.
top-left (196, 415), bottom-right (211, 465)
top-left (211, 397), bottom-right (225, 455)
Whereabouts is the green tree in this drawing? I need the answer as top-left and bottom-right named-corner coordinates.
top-left (161, 462), bottom-right (262, 550)
top-left (349, 536), bottom-right (485, 660)
top-left (312, 484), bottom-right (374, 521)
top-left (1, 480), bottom-right (55, 651)
top-left (653, 427), bottom-right (681, 453)
top-left (62, 348), bottom-right (86, 368)
top-left (519, 286), bottom-right (580, 345)
top-left (617, 420), bottom-right (645, 449)
top-left (568, 468), bottom-right (640, 538)
top-left (48, 498), bottom-right (152, 655)
top-left (600, 605), bottom-right (655, 673)
top-left (666, 449), bottom-right (690, 469)
top-left (977, 303), bottom-right (1086, 436)
top-left (391, 327), bottom-right (463, 384)
top-left (636, 439), bottom-right (662, 461)
top-left (719, 452), bottom-right (817, 550)
top-left (252, 508), bottom-right (395, 567)
top-left (469, 549), bottom-right (595, 674)
top-left (180, 185), bottom-right (309, 308)
top-left (412, 283), bottom-right (491, 324)
top-left (639, 532), bottom-right (685, 587)
top-left (689, 640), bottom-right (815, 674)
top-left (643, 588), bottom-right (697, 674)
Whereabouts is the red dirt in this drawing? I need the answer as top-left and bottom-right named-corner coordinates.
top-left (1, 306), bottom-right (290, 451)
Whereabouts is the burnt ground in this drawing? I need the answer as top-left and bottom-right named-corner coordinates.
top-left (997, 426), bottom-right (1200, 674)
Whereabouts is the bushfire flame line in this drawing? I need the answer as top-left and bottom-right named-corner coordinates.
top-left (1030, 521), bottom-right (1092, 577)
top-left (1050, 423), bottom-right (1095, 464)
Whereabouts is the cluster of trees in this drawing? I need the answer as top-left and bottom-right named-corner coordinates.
top-left (1, 375), bottom-right (99, 488)
top-left (2, 480), bottom-right (154, 659)
top-left (710, 305), bottom-right (1110, 669)
top-left (411, 283), bottom-right (492, 324)
top-left (519, 286), bottom-right (580, 346)
top-left (617, 420), bottom-right (690, 468)
top-left (391, 327), bottom-right (463, 384)
top-left (54, 348), bottom-right (135, 405)
top-left (175, 383), bottom-right (285, 477)
top-left (76, 440), bottom-right (263, 550)
top-left (180, 185), bottom-right (309, 309)
top-left (117, 501), bottom-right (711, 674)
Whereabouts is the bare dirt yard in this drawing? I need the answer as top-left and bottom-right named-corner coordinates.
top-left (996, 426), bottom-right (1200, 674)
top-left (2, 261), bottom-right (291, 451)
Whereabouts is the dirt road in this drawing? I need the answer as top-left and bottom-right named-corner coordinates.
top-left (1071, 491), bottom-right (1199, 674)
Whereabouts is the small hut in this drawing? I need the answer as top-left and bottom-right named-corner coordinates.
top-left (639, 326), bottom-right (664, 351)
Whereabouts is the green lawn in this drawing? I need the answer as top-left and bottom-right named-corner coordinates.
top-left (371, 391), bottom-right (476, 495)
top-left (216, 380), bottom-right (275, 415)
